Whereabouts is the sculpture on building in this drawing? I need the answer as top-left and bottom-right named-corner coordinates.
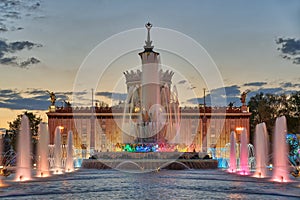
top-left (240, 90), bottom-right (250, 106)
top-left (46, 90), bottom-right (56, 106)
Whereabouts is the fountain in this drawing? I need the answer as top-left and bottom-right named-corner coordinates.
top-left (53, 127), bottom-right (63, 174)
top-left (272, 116), bottom-right (290, 182)
top-left (254, 122), bottom-right (269, 178)
top-left (228, 131), bottom-right (237, 173)
top-left (65, 131), bottom-right (74, 172)
top-left (36, 122), bottom-right (50, 177)
top-left (239, 128), bottom-right (249, 175)
top-left (15, 115), bottom-right (32, 181)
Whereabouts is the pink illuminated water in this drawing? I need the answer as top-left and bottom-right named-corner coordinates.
top-left (37, 122), bottom-right (50, 177)
top-left (228, 131), bottom-right (236, 173)
top-left (254, 123), bottom-right (269, 178)
top-left (53, 127), bottom-right (63, 173)
top-left (65, 131), bottom-right (74, 172)
top-left (272, 116), bottom-right (290, 182)
top-left (239, 128), bottom-right (249, 175)
top-left (15, 115), bottom-right (32, 181)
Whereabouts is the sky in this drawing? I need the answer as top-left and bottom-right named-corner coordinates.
top-left (0, 0), bottom-right (300, 128)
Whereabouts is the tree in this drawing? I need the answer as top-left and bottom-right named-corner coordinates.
top-left (248, 92), bottom-right (300, 144)
top-left (7, 111), bottom-right (42, 155)
top-left (287, 91), bottom-right (300, 133)
top-left (248, 93), bottom-right (276, 143)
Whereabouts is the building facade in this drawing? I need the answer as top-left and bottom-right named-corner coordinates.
top-left (47, 23), bottom-right (251, 154)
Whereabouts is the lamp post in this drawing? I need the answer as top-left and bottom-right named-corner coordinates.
top-left (202, 88), bottom-right (207, 152)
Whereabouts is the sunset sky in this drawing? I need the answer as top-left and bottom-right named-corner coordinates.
top-left (0, 0), bottom-right (300, 128)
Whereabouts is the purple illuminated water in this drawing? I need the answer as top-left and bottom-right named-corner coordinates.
top-left (229, 131), bottom-right (236, 172)
top-left (37, 122), bottom-right (50, 177)
top-left (15, 115), bottom-right (31, 181)
top-left (239, 128), bottom-right (249, 175)
top-left (272, 116), bottom-right (290, 182)
top-left (65, 130), bottom-right (74, 172)
top-left (254, 122), bottom-right (269, 178)
top-left (1, 170), bottom-right (299, 199)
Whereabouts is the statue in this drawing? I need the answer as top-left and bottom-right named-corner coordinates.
top-left (64, 100), bottom-right (71, 108)
top-left (240, 90), bottom-right (250, 106)
top-left (63, 96), bottom-right (71, 108)
top-left (228, 101), bottom-right (235, 109)
top-left (46, 90), bottom-right (56, 106)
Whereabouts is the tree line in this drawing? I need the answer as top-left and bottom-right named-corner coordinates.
top-left (248, 91), bottom-right (300, 143)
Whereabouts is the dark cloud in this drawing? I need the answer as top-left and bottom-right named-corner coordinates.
top-left (210, 85), bottom-right (240, 97)
top-left (0, 26), bottom-right (8, 32)
top-left (185, 85), bottom-right (296, 106)
top-left (251, 87), bottom-right (284, 95)
top-left (186, 97), bottom-right (204, 105)
top-left (276, 37), bottom-right (300, 64)
top-left (9, 41), bottom-right (41, 51)
top-left (0, 0), bottom-right (42, 31)
top-left (243, 82), bottom-right (267, 87)
top-left (0, 1), bottom-right (43, 67)
top-left (280, 82), bottom-right (300, 88)
top-left (0, 88), bottom-right (49, 110)
top-left (0, 39), bottom-right (41, 68)
top-left (96, 91), bottom-right (127, 101)
top-left (186, 85), bottom-right (241, 106)
top-left (0, 89), bottom-right (21, 99)
top-left (20, 57), bottom-right (40, 68)
top-left (0, 56), bottom-right (17, 65)
top-left (0, 88), bottom-right (76, 110)
top-left (0, 98), bottom-right (48, 110)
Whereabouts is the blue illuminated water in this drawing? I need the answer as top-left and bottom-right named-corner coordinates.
top-left (0, 169), bottom-right (299, 199)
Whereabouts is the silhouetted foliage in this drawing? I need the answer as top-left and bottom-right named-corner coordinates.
top-left (248, 92), bottom-right (300, 144)
top-left (7, 111), bottom-right (42, 154)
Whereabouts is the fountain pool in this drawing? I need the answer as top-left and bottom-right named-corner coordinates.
top-left (0, 169), bottom-right (299, 199)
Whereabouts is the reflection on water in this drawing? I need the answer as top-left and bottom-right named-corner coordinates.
top-left (0, 170), bottom-right (299, 200)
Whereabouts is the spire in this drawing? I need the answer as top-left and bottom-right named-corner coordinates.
top-left (144, 22), bottom-right (154, 51)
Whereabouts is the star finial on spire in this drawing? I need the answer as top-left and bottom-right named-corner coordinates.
top-left (144, 22), bottom-right (154, 50)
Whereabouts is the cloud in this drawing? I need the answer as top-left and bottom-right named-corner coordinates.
top-left (9, 41), bottom-right (41, 51)
top-left (0, 98), bottom-right (49, 110)
top-left (0, 39), bottom-right (41, 68)
top-left (20, 57), bottom-right (40, 67)
top-left (0, 0), bottom-right (42, 32)
top-left (251, 87), bottom-right (284, 95)
top-left (0, 89), bottom-right (21, 99)
top-left (210, 85), bottom-right (240, 97)
top-left (243, 82), bottom-right (267, 87)
top-left (0, 88), bottom-right (48, 110)
top-left (0, 26), bottom-right (8, 32)
top-left (186, 85), bottom-right (241, 106)
top-left (276, 37), bottom-right (300, 64)
top-left (280, 82), bottom-right (300, 88)
top-left (96, 91), bottom-right (127, 101)
top-left (0, 88), bottom-right (80, 110)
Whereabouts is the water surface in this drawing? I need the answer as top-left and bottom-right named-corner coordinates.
top-left (0, 169), bottom-right (299, 199)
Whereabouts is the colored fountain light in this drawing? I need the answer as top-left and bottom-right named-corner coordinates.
top-left (15, 115), bottom-right (32, 181)
top-left (228, 131), bottom-right (237, 173)
top-left (37, 122), bottom-right (51, 177)
top-left (239, 128), bottom-right (249, 175)
top-left (65, 131), bottom-right (74, 172)
top-left (53, 126), bottom-right (63, 174)
top-left (253, 122), bottom-right (269, 178)
top-left (272, 116), bottom-right (290, 182)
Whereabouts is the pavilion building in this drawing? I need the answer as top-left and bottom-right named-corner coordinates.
top-left (47, 23), bottom-right (251, 155)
